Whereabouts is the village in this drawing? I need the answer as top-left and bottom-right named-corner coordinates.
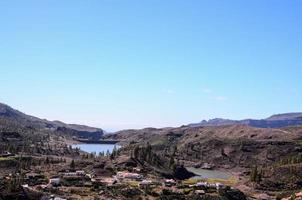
top-left (0, 131), bottom-right (252, 200)
top-left (16, 167), bottom-right (229, 199)
top-left (0, 150), bottom-right (240, 200)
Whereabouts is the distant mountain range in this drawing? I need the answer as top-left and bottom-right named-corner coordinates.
top-left (1, 101), bottom-right (302, 139)
top-left (189, 113), bottom-right (302, 128)
top-left (0, 102), bottom-right (104, 140)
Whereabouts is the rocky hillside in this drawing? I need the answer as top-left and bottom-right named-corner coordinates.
top-left (0, 103), bottom-right (103, 140)
top-left (106, 124), bottom-right (302, 190)
top-left (106, 125), bottom-right (302, 191)
top-left (190, 113), bottom-right (302, 128)
top-left (108, 125), bottom-right (302, 167)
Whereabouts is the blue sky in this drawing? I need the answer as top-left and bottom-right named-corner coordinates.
top-left (0, 0), bottom-right (301, 131)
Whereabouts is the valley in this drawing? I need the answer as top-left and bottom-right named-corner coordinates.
top-left (1, 103), bottom-right (302, 200)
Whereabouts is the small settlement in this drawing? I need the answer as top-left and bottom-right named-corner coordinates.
top-left (3, 164), bottom-right (233, 200)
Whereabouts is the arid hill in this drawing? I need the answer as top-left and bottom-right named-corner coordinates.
top-left (106, 124), bottom-right (302, 190)
top-left (0, 102), bottom-right (103, 140)
top-left (190, 113), bottom-right (302, 128)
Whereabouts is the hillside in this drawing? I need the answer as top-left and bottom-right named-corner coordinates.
top-left (108, 124), bottom-right (302, 143)
top-left (0, 103), bottom-right (103, 140)
top-left (106, 124), bottom-right (302, 191)
top-left (190, 113), bottom-right (302, 128)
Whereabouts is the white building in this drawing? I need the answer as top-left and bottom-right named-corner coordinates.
top-left (49, 178), bottom-right (61, 186)
top-left (76, 171), bottom-right (85, 176)
top-left (164, 179), bottom-right (176, 187)
top-left (116, 172), bottom-right (143, 180)
top-left (215, 183), bottom-right (224, 190)
top-left (138, 180), bottom-right (153, 188)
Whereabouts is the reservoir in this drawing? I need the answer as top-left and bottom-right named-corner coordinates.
top-left (72, 143), bottom-right (119, 155)
top-left (186, 167), bottom-right (231, 180)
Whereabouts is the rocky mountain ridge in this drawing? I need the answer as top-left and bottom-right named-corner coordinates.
top-left (190, 113), bottom-right (302, 128)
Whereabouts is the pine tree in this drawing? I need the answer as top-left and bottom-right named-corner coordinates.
top-left (70, 159), bottom-right (75, 170)
top-left (256, 168), bottom-right (262, 183)
top-left (106, 150), bottom-right (110, 157)
top-left (133, 146), bottom-right (140, 159)
top-left (45, 157), bottom-right (50, 165)
top-left (146, 142), bottom-right (152, 160)
top-left (250, 165), bottom-right (262, 183)
top-left (111, 145), bottom-right (118, 160)
top-left (169, 155), bottom-right (175, 169)
top-left (250, 165), bottom-right (258, 182)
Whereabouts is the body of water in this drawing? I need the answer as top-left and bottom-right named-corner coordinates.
top-left (72, 143), bottom-right (119, 155)
top-left (186, 167), bottom-right (231, 180)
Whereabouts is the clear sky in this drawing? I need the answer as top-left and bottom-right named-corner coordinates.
top-left (0, 0), bottom-right (301, 131)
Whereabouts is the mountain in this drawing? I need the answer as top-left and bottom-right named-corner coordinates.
top-left (189, 113), bottom-right (302, 128)
top-left (266, 113), bottom-right (302, 121)
top-left (0, 102), bottom-right (103, 140)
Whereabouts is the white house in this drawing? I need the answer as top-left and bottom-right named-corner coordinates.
top-left (138, 180), bottom-right (153, 188)
top-left (215, 183), bottom-right (224, 190)
top-left (76, 171), bottom-right (85, 176)
top-left (49, 178), bottom-right (61, 186)
top-left (195, 182), bottom-right (208, 188)
top-left (63, 172), bottom-right (77, 177)
top-left (116, 172), bottom-right (143, 180)
top-left (164, 179), bottom-right (176, 187)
